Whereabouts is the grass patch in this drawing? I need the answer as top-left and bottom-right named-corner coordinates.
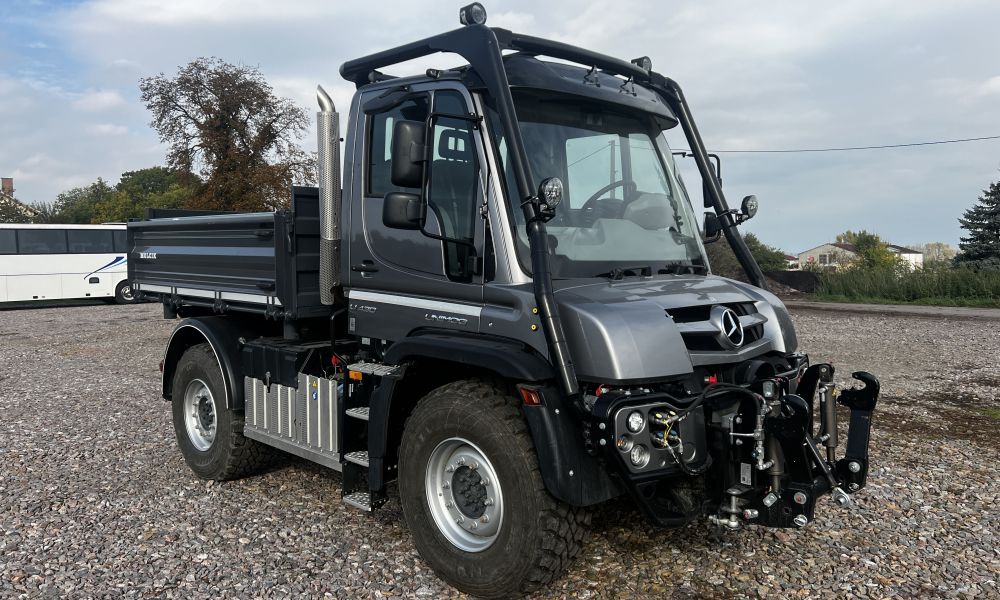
top-left (816, 265), bottom-right (1000, 308)
top-left (813, 293), bottom-right (1000, 309)
top-left (979, 407), bottom-right (1000, 421)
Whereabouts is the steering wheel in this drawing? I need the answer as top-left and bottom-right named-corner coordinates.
top-left (581, 179), bottom-right (636, 207)
top-left (578, 180), bottom-right (638, 224)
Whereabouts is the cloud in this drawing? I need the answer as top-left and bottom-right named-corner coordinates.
top-left (1, 0), bottom-right (999, 249)
top-left (71, 89), bottom-right (126, 112)
top-left (86, 123), bottom-right (128, 136)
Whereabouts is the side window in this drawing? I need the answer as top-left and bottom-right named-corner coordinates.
top-left (113, 230), bottom-right (127, 253)
top-left (428, 90), bottom-right (480, 281)
top-left (367, 96), bottom-right (429, 197)
top-left (68, 230), bottom-right (114, 254)
top-left (0, 230), bottom-right (15, 254)
top-left (17, 229), bottom-right (67, 254)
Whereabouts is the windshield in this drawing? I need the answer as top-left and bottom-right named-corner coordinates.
top-left (489, 91), bottom-right (708, 279)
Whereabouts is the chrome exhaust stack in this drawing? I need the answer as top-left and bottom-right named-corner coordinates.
top-left (316, 85), bottom-right (341, 305)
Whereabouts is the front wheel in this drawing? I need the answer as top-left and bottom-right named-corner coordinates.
top-left (398, 380), bottom-right (590, 598)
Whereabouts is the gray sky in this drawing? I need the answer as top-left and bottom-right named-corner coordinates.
top-left (2, 0), bottom-right (1000, 252)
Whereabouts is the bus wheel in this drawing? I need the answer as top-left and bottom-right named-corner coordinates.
top-left (114, 281), bottom-right (136, 304)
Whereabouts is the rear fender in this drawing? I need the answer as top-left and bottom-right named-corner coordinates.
top-left (161, 317), bottom-right (251, 410)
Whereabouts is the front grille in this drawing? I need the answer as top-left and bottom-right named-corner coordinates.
top-left (665, 302), bottom-right (765, 352)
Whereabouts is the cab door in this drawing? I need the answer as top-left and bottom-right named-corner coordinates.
top-left (347, 84), bottom-right (487, 340)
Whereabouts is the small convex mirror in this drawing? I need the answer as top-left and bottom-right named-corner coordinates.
top-left (740, 195), bottom-right (758, 221)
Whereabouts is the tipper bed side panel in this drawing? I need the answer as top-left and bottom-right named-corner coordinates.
top-left (127, 186), bottom-right (328, 318)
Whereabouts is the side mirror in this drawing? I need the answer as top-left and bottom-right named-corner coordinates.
top-left (390, 120), bottom-right (426, 188)
top-left (383, 192), bottom-right (425, 230)
top-left (740, 195), bottom-right (758, 221)
top-left (703, 212), bottom-right (723, 243)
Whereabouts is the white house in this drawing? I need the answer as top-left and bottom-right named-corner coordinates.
top-left (797, 242), bottom-right (923, 270)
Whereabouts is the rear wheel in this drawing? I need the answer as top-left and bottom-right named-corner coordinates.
top-left (114, 280), bottom-right (136, 304)
top-left (398, 379), bottom-right (590, 598)
top-left (171, 343), bottom-right (271, 480)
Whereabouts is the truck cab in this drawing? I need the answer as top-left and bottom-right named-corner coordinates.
top-left (130, 5), bottom-right (881, 597)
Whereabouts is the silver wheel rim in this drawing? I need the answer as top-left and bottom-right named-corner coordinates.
top-left (183, 378), bottom-right (217, 451)
top-left (119, 284), bottom-right (134, 301)
top-left (425, 437), bottom-right (503, 552)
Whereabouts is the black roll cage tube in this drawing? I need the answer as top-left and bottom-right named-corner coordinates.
top-left (340, 24), bottom-right (768, 400)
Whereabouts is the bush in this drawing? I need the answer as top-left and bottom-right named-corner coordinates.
top-left (817, 263), bottom-right (1000, 307)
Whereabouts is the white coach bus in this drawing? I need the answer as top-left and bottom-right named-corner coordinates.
top-left (0, 223), bottom-right (135, 304)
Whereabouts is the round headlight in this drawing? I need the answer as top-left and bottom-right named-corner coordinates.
top-left (629, 444), bottom-right (650, 468)
top-left (538, 177), bottom-right (563, 210)
top-left (626, 411), bottom-right (644, 434)
top-left (459, 3), bottom-right (488, 26)
top-left (616, 435), bottom-right (634, 453)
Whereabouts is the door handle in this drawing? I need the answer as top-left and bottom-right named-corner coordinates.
top-left (351, 261), bottom-right (379, 274)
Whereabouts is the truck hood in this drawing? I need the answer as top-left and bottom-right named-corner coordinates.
top-left (554, 275), bottom-right (797, 382)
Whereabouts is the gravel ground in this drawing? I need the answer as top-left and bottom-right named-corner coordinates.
top-left (1, 302), bottom-right (998, 599)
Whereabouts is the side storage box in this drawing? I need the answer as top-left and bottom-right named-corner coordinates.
top-left (243, 374), bottom-right (341, 471)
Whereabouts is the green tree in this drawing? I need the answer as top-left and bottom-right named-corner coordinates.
top-left (91, 167), bottom-right (197, 222)
top-left (835, 229), bottom-right (903, 270)
top-left (139, 57), bottom-right (314, 212)
top-left (706, 232), bottom-right (790, 279)
top-left (52, 179), bottom-right (115, 223)
top-left (955, 181), bottom-right (1000, 270)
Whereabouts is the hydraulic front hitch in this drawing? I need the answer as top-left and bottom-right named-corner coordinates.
top-left (835, 371), bottom-right (880, 492)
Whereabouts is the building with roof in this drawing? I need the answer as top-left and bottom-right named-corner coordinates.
top-left (797, 242), bottom-right (923, 270)
top-left (0, 177), bottom-right (39, 222)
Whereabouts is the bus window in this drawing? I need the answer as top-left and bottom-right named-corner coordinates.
top-left (17, 229), bottom-right (68, 254)
top-left (113, 230), bottom-right (127, 253)
top-left (0, 230), bottom-right (15, 254)
top-left (68, 230), bottom-right (114, 254)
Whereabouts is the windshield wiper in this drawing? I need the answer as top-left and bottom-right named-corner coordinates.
top-left (659, 262), bottom-right (708, 275)
top-left (605, 265), bottom-right (653, 281)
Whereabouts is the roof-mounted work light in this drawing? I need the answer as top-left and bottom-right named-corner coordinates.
top-left (631, 56), bottom-right (652, 71)
top-left (459, 3), bottom-right (487, 26)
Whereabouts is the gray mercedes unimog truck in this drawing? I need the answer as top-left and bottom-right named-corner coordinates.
top-left (128, 5), bottom-right (880, 597)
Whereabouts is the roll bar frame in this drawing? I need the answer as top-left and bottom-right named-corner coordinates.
top-left (340, 24), bottom-right (768, 399)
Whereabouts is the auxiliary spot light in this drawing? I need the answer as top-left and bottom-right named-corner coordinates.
top-left (631, 56), bottom-right (652, 71)
top-left (538, 177), bottom-right (564, 211)
top-left (460, 3), bottom-right (488, 25)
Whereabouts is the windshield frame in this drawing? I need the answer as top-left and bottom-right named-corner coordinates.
top-left (484, 90), bottom-right (710, 280)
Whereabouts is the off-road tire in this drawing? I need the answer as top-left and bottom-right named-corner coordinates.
top-left (114, 280), bottom-right (136, 304)
top-left (398, 379), bottom-right (590, 598)
top-left (171, 343), bottom-right (271, 480)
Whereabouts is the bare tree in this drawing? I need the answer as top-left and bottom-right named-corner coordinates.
top-left (140, 57), bottom-right (314, 211)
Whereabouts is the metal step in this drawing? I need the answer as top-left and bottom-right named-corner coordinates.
top-left (344, 450), bottom-right (369, 467)
top-left (343, 491), bottom-right (372, 512)
top-left (345, 361), bottom-right (402, 378)
top-left (346, 407), bottom-right (370, 421)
